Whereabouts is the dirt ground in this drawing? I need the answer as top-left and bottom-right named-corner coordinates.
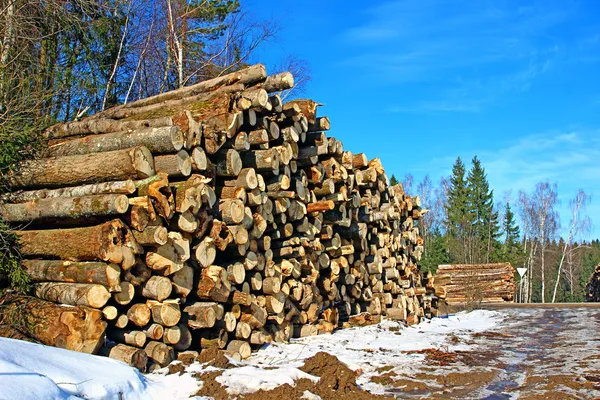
top-left (182, 306), bottom-right (600, 399)
top-left (370, 306), bottom-right (600, 399)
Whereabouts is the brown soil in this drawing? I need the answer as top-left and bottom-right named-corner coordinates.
top-left (194, 351), bottom-right (390, 400)
top-left (194, 370), bottom-right (229, 400)
top-left (167, 362), bottom-right (185, 375)
top-left (197, 347), bottom-right (233, 369)
top-left (371, 372), bottom-right (429, 393)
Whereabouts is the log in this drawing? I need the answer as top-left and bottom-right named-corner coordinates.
top-left (0, 194), bottom-right (129, 223)
top-left (197, 265), bottom-right (231, 303)
top-left (218, 199), bottom-right (245, 224)
top-left (259, 72), bottom-right (294, 92)
top-left (142, 276), bottom-right (173, 301)
top-left (22, 260), bottom-right (121, 292)
top-left (172, 264), bottom-right (194, 298)
top-left (7, 146), bottom-right (154, 189)
top-left (114, 281), bottom-right (135, 305)
top-left (0, 295), bottom-right (106, 354)
top-left (45, 126), bottom-right (184, 157)
top-left (154, 150), bottom-right (191, 177)
top-left (227, 340), bottom-right (251, 359)
top-left (1, 179), bottom-right (136, 203)
top-left (144, 323), bottom-right (164, 341)
top-left (132, 225), bottom-right (168, 246)
top-left (127, 303), bottom-right (152, 327)
top-left (242, 149), bottom-right (279, 171)
top-left (149, 300), bottom-right (181, 327)
top-left (215, 149), bottom-right (243, 177)
top-left (163, 326), bottom-right (182, 345)
top-left (15, 219), bottom-right (132, 264)
top-left (108, 344), bottom-right (148, 370)
top-left (184, 302), bottom-right (217, 329)
top-left (174, 324), bottom-right (193, 351)
top-left (34, 282), bottom-right (110, 308)
top-left (103, 64), bottom-right (265, 112)
top-left (145, 341), bottom-right (174, 367)
top-left (107, 330), bottom-right (147, 348)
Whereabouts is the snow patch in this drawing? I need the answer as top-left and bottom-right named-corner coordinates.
top-left (0, 337), bottom-right (200, 400)
top-left (217, 365), bottom-right (318, 395)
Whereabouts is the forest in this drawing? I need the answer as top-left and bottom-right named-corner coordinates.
top-left (392, 156), bottom-right (599, 303)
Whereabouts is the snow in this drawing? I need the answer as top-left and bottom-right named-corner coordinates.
top-left (217, 365), bottom-right (318, 395)
top-left (0, 310), bottom-right (502, 399)
top-left (241, 310), bottom-right (503, 393)
top-left (0, 337), bottom-right (200, 400)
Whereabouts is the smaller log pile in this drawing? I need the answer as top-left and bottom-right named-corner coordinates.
top-left (585, 265), bottom-right (600, 302)
top-left (433, 263), bottom-right (515, 305)
top-left (0, 64), bottom-right (439, 370)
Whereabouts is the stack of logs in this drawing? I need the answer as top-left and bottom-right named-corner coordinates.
top-left (585, 264), bottom-right (600, 302)
top-left (0, 64), bottom-right (439, 371)
top-left (433, 263), bottom-right (515, 305)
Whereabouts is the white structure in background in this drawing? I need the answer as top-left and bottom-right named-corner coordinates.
top-left (517, 267), bottom-right (528, 303)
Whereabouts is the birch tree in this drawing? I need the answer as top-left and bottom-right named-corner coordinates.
top-left (551, 190), bottom-right (590, 303)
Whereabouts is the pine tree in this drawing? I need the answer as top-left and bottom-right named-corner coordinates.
top-left (466, 156), bottom-right (501, 263)
top-left (390, 174), bottom-right (399, 186)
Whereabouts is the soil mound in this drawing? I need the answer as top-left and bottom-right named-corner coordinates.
top-left (197, 347), bottom-right (232, 369)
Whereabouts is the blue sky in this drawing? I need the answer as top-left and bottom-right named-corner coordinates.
top-left (249, 0), bottom-right (600, 239)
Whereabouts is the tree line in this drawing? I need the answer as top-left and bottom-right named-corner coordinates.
top-left (391, 156), bottom-right (598, 303)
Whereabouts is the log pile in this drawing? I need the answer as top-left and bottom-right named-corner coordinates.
top-left (0, 64), bottom-right (439, 369)
top-left (433, 263), bottom-right (515, 305)
top-left (585, 264), bottom-right (600, 302)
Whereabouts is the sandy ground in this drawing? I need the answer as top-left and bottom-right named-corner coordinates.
top-left (377, 307), bottom-right (600, 399)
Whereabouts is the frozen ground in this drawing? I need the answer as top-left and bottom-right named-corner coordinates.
top-left (1, 307), bottom-right (599, 399)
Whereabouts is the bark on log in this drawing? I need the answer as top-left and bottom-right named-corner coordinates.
top-left (45, 126), bottom-right (184, 157)
top-left (154, 150), bottom-right (191, 177)
top-left (108, 344), bottom-right (148, 371)
top-left (8, 146), bottom-right (155, 189)
top-left (22, 260), bottom-right (121, 292)
top-left (0, 194), bottom-right (129, 223)
top-left (145, 341), bottom-right (175, 367)
top-left (15, 219), bottom-right (132, 264)
top-left (2, 179), bottom-right (136, 203)
top-left (44, 116), bottom-right (174, 139)
top-left (0, 295), bottom-right (106, 354)
top-left (34, 282), bottom-right (110, 308)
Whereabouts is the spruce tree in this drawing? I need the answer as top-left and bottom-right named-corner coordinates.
top-left (466, 156), bottom-right (501, 263)
top-left (444, 157), bottom-right (470, 263)
top-left (390, 174), bottom-right (399, 186)
top-left (503, 202), bottom-right (520, 247)
top-left (420, 228), bottom-right (450, 273)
